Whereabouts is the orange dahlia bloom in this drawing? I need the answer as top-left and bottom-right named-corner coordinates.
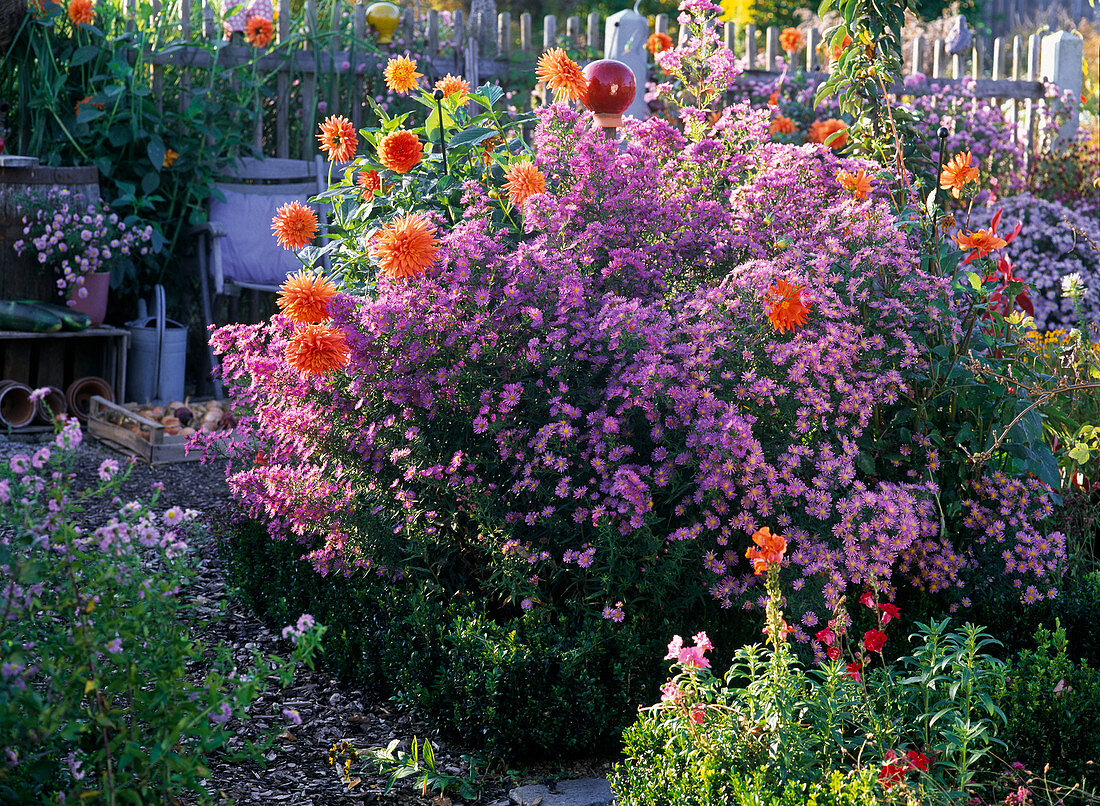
top-left (953, 228), bottom-right (1007, 258)
top-left (829, 33), bottom-right (853, 62)
top-left (779, 27), bottom-right (804, 54)
top-left (504, 161), bottom-right (547, 208)
top-left (765, 278), bottom-right (811, 333)
top-left (769, 115), bottom-right (796, 135)
top-left (837, 168), bottom-right (872, 200)
top-left (434, 73), bottom-right (471, 100)
top-left (536, 48), bottom-right (587, 103)
top-left (68, 0), bottom-right (93, 25)
top-left (370, 215), bottom-right (440, 280)
top-left (377, 129), bottom-right (422, 174)
top-left (745, 527), bottom-right (787, 575)
top-left (357, 169), bottom-right (383, 197)
top-left (245, 15), bottom-right (274, 48)
top-left (271, 201), bottom-right (318, 251)
top-left (646, 32), bottom-right (673, 55)
top-left (285, 324), bottom-right (350, 376)
top-left (277, 270), bottom-right (337, 325)
top-left (317, 115), bottom-right (357, 163)
top-left (74, 96), bottom-right (104, 115)
top-left (384, 56), bottom-right (423, 94)
top-left (809, 118), bottom-right (848, 150)
top-left (940, 150), bottom-right (980, 198)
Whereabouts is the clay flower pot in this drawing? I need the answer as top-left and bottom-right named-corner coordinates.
top-left (0, 380), bottom-right (34, 428)
top-left (581, 59), bottom-right (637, 129)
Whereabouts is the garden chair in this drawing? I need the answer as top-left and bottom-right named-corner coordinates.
top-left (194, 156), bottom-right (329, 398)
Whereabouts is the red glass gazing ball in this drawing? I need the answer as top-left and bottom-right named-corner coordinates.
top-left (581, 59), bottom-right (636, 127)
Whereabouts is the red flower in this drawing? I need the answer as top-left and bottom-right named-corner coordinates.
top-left (815, 627), bottom-right (835, 646)
top-left (863, 629), bottom-right (887, 653)
top-left (826, 645), bottom-right (841, 660)
top-left (878, 603), bottom-right (900, 625)
top-left (859, 591), bottom-right (875, 608)
top-left (846, 661), bottom-right (863, 682)
top-left (906, 750), bottom-right (930, 772)
top-left (879, 751), bottom-right (907, 789)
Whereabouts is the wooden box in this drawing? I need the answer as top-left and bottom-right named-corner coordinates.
top-left (87, 395), bottom-right (200, 464)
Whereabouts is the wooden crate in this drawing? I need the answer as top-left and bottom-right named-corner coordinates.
top-left (87, 395), bottom-right (200, 464)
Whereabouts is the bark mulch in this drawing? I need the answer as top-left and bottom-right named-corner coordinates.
top-left (2, 431), bottom-right (612, 805)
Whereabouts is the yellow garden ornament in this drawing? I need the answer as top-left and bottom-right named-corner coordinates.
top-left (366, 2), bottom-right (400, 44)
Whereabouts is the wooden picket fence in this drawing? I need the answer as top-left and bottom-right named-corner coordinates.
top-left (980, 0), bottom-right (1097, 37)
top-left (132, 0), bottom-right (1084, 162)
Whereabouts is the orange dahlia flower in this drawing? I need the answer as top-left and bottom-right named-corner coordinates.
top-left (504, 161), bottom-right (547, 208)
top-left (536, 48), bottom-right (587, 103)
top-left (809, 118), bottom-right (848, 150)
top-left (285, 324), bottom-right (350, 376)
top-left (434, 73), bottom-right (471, 100)
top-left (271, 201), bottom-right (318, 251)
top-left (74, 96), bottom-right (104, 115)
top-left (745, 527), bottom-right (787, 575)
top-left (384, 56), bottom-right (423, 94)
top-left (357, 170), bottom-right (383, 197)
top-left (940, 150), bottom-right (980, 198)
top-left (377, 129), bottom-right (422, 174)
top-left (317, 115), bottom-right (357, 163)
top-left (370, 215), bottom-right (440, 280)
top-left (953, 228), bottom-right (1007, 258)
top-left (277, 270), bottom-right (337, 325)
top-left (837, 168), bottom-right (872, 200)
top-left (68, 0), bottom-right (93, 25)
top-left (829, 33), bottom-right (853, 62)
top-left (779, 27), bottom-right (804, 54)
top-left (765, 278), bottom-right (811, 333)
top-left (769, 115), bottom-right (796, 135)
top-left (646, 32), bottom-right (673, 55)
top-left (245, 15), bottom-right (274, 48)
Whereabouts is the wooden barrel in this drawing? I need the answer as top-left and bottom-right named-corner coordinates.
top-left (0, 163), bottom-right (100, 302)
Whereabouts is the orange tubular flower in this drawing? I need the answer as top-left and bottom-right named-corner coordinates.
top-left (370, 215), bottom-right (440, 280)
top-left (536, 48), bottom-right (588, 103)
top-left (765, 278), bottom-right (811, 333)
top-left (68, 0), bottom-right (93, 25)
top-left (809, 118), bottom-right (848, 150)
top-left (357, 169), bottom-right (383, 197)
top-left (245, 15), bottom-right (274, 48)
top-left (779, 27), bottom-right (804, 54)
top-left (837, 168), bottom-right (873, 200)
top-left (646, 31), bottom-right (673, 55)
top-left (434, 73), bottom-right (471, 100)
top-left (162, 149), bottom-right (179, 168)
top-left (940, 150), bottom-right (980, 198)
top-left (384, 55), bottom-right (423, 94)
top-left (769, 115), bottom-right (796, 135)
top-left (74, 96), bottom-right (104, 115)
top-left (317, 115), bottom-right (357, 163)
top-left (745, 527), bottom-right (787, 575)
top-left (953, 228), bottom-right (1008, 258)
top-left (285, 324), bottom-right (350, 376)
top-left (377, 129), bottom-right (422, 174)
top-left (829, 33), bottom-right (853, 62)
top-left (271, 201), bottom-right (318, 251)
top-left (504, 161), bottom-right (547, 208)
top-left (277, 270), bottom-right (337, 325)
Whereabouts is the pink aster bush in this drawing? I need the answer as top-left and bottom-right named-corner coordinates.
top-left (199, 12), bottom-right (1068, 754)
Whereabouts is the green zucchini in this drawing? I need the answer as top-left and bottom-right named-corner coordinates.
top-left (15, 300), bottom-right (92, 331)
top-left (0, 301), bottom-right (63, 333)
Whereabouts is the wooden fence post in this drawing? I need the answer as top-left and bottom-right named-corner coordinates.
top-left (498, 12), bottom-right (511, 59)
top-left (1040, 30), bottom-right (1084, 150)
top-left (544, 14), bottom-right (557, 49)
top-left (764, 25), bottom-right (777, 70)
top-left (745, 23), bottom-right (757, 69)
top-left (427, 8), bottom-right (439, 55)
top-left (520, 12), bottom-right (531, 53)
top-left (566, 15), bottom-right (581, 45)
top-left (724, 21), bottom-right (736, 53)
top-left (1023, 32), bottom-right (1041, 170)
top-left (587, 12), bottom-right (600, 52)
top-left (805, 27), bottom-right (819, 71)
top-left (932, 38), bottom-right (944, 77)
top-left (655, 13), bottom-right (668, 35)
top-left (911, 35), bottom-right (924, 75)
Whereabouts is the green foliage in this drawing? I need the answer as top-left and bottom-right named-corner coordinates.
top-left (998, 622), bottom-right (1100, 789)
top-left (219, 513), bottom-right (755, 758)
top-left (0, 423), bottom-right (322, 805)
top-left (335, 736), bottom-right (484, 800)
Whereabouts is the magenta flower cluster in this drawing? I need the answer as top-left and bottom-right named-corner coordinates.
top-left (203, 99), bottom-right (1066, 630)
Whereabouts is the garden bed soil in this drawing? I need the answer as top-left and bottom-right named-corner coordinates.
top-left (0, 431), bottom-right (612, 805)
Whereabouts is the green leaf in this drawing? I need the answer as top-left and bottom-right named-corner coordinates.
top-left (70, 44), bottom-right (100, 67)
top-left (446, 127), bottom-right (497, 149)
top-left (147, 137), bottom-right (166, 172)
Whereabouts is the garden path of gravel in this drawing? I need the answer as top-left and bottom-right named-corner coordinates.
top-left (2, 431), bottom-right (613, 806)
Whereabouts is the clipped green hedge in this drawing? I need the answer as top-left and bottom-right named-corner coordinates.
top-left (218, 513), bottom-right (754, 758)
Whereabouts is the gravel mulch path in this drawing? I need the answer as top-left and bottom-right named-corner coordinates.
top-left (2, 429), bottom-right (613, 805)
